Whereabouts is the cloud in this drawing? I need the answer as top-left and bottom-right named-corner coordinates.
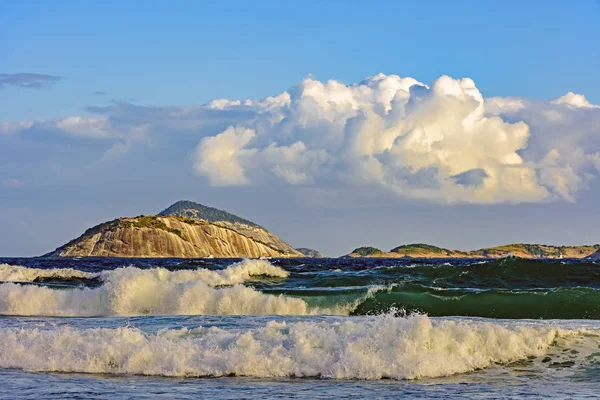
top-left (188, 74), bottom-right (599, 204)
top-left (93, 91), bottom-right (107, 96)
top-left (186, 74), bottom-right (539, 203)
top-left (452, 169), bottom-right (488, 187)
top-left (193, 126), bottom-right (256, 185)
top-left (551, 92), bottom-right (600, 109)
top-left (0, 121), bottom-right (33, 135)
top-left (0, 73), bottom-right (62, 89)
top-left (485, 97), bottom-right (525, 114)
top-left (487, 94), bottom-right (600, 202)
top-left (3, 73), bottom-right (600, 204)
top-left (54, 116), bottom-right (116, 138)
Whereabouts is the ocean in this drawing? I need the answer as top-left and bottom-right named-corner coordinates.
top-left (0, 257), bottom-right (599, 399)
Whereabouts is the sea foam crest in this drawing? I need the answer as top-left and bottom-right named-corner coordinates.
top-left (0, 263), bottom-right (96, 282)
top-left (0, 260), bottom-right (317, 317)
top-left (0, 314), bottom-right (585, 380)
top-left (99, 259), bottom-right (289, 287)
top-left (0, 259), bottom-right (288, 286)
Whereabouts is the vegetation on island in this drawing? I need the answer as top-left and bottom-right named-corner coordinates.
top-left (390, 243), bottom-right (467, 257)
top-left (159, 200), bottom-right (261, 228)
top-left (127, 216), bottom-right (187, 241)
top-left (351, 246), bottom-right (384, 256)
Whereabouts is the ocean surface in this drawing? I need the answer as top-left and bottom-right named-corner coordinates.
top-left (1, 256), bottom-right (599, 399)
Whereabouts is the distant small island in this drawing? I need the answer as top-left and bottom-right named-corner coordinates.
top-left (295, 248), bottom-right (323, 258)
top-left (346, 243), bottom-right (600, 259)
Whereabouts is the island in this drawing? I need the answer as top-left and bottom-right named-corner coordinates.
top-left (295, 248), bottom-right (324, 258)
top-left (44, 200), bottom-right (303, 258)
top-left (345, 243), bottom-right (600, 259)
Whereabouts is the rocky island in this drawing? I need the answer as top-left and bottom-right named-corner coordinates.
top-left (295, 248), bottom-right (324, 258)
top-left (346, 243), bottom-right (600, 259)
top-left (45, 201), bottom-right (303, 258)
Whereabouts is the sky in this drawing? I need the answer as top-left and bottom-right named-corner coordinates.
top-left (1, 0), bottom-right (599, 257)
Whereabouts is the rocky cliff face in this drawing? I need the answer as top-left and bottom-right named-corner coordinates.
top-left (212, 220), bottom-right (299, 256)
top-left (45, 216), bottom-right (302, 258)
top-left (157, 200), bottom-right (300, 256)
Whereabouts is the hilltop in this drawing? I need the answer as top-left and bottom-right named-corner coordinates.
top-left (158, 200), bottom-right (261, 228)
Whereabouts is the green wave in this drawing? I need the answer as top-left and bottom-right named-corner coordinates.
top-left (349, 285), bottom-right (600, 319)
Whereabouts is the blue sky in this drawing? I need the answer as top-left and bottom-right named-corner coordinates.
top-left (2, 0), bottom-right (598, 120)
top-left (1, 0), bottom-right (599, 256)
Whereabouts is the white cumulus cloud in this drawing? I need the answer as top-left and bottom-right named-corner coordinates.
top-left (190, 74), bottom-right (600, 203)
top-left (551, 92), bottom-right (600, 109)
top-left (194, 126), bottom-right (256, 186)
top-left (3, 73), bottom-right (599, 205)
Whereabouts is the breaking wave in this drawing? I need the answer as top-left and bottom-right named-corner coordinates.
top-left (0, 263), bottom-right (96, 282)
top-left (0, 259), bottom-right (288, 286)
top-left (349, 284), bottom-right (600, 319)
top-left (0, 314), bottom-right (595, 380)
top-left (0, 260), bottom-right (319, 317)
top-left (0, 281), bottom-right (316, 317)
top-left (4, 258), bottom-right (600, 318)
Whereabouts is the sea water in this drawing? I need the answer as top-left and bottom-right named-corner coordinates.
top-left (0, 257), bottom-right (599, 399)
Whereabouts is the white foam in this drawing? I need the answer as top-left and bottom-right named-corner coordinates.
top-left (0, 263), bottom-right (96, 282)
top-left (0, 281), bottom-right (316, 316)
top-left (0, 259), bottom-right (288, 286)
top-left (0, 262), bottom-right (305, 317)
top-left (0, 314), bottom-right (591, 380)
top-left (99, 259), bottom-right (289, 287)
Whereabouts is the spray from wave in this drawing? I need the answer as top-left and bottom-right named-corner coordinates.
top-left (0, 314), bottom-right (595, 380)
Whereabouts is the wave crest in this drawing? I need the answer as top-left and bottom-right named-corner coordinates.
top-left (0, 260), bottom-right (306, 317)
top-left (0, 263), bottom-right (96, 282)
top-left (0, 259), bottom-right (288, 286)
top-left (100, 259), bottom-right (289, 287)
top-left (0, 314), bottom-right (586, 380)
top-left (0, 282), bottom-right (314, 317)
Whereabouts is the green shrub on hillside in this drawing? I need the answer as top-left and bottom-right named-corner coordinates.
top-left (352, 246), bottom-right (383, 256)
top-left (127, 216), bottom-right (188, 241)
